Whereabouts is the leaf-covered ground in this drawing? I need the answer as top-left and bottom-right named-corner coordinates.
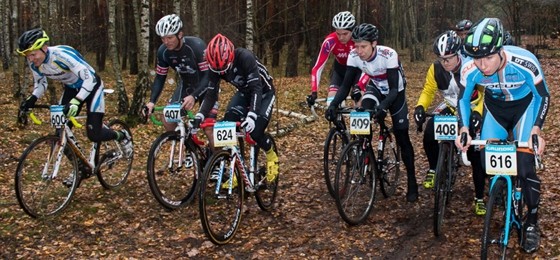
top-left (1, 40), bottom-right (560, 258)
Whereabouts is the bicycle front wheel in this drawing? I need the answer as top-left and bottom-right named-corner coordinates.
top-left (433, 142), bottom-right (451, 237)
top-left (147, 131), bottom-right (199, 209)
top-left (199, 150), bottom-right (244, 245)
top-left (96, 119), bottom-right (133, 189)
top-left (323, 127), bottom-right (349, 198)
top-left (334, 140), bottom-right (376, 225)
top-left (481, 177), bottom-right (510, 260)
top-left (255, 133), bottom-right (279, 211)
top-left (15, 135), bottom-right (80, 218)
top-left (379, 130), bottom-right (401, 197)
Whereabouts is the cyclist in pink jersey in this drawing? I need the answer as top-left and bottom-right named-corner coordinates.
top-left (307, 11), bottom-right (356, 107)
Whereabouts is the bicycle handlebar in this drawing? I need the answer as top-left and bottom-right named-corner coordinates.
top-left (461, 133), bottom-right (539, 168)
top-left (147, 105), bottom-right (195, 126)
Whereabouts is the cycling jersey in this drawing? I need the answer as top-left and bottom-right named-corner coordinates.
top-left (331, 45), bottom-right (406, 111)
top-left (150, 36), bottom-right (209, 104)
top-left (458, 45), bottom-right (550, 130)
top-left (416, 55), bottom-right (483, 114)
top-left (199, 48), bottom-right (275, 118)
top-left (29, 45), bottom-right (98, 102)
top-left (310, 32), bottom-right (354, 92)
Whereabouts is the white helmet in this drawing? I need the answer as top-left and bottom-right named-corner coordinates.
top-left (332, 11), bottom-right (355, 30)
top-left (155, 14), bottom-right (183, 37)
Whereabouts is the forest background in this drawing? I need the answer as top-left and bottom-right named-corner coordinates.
top-left (1, 0), bottom-right (560, 258)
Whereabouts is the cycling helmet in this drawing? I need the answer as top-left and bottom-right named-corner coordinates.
top-left (352, 23), bottom-right (379, 42)
top-left (205, 33), bottom-right (235, 72)
top-left (455, 19), bottom-right (472, 31)
top-left (17, 28), bottom-right (49, 55)
top-left (433, 30), bottom-right (462, 56)
top-left (155, 14), bottom-right (183, 37)
top-left (332, 11), bottom-right (356, 30)
top-left (463, 18), bottom-right (504, 58)
top-left (503, 31), bottom-right (514, 45)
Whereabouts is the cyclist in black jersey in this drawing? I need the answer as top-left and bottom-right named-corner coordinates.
top-left (194, 34), bottom-right (279, 185)
top-left (17, 28), bottom-right (132, 157)
top-left (144, 14), bottom-right (216, 146)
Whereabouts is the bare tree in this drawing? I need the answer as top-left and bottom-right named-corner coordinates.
top-left (1, 0), bottom-right (9, 70)
top-left (128, 0), bottom-right (151, 118)
top-left (191, 0), bottom-right (200, 36)
top-left (11, 0), bottom-right (22, 99)
top-left (245, 0), bottom-right (254, 51)
top-left (108, 0), bottom-right (128, 113)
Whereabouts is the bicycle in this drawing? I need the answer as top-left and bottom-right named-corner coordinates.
top-left (145, 104), bottom-right (209, 209)
top-left (198, 120), bottom-right (279, 245)
top-left (15, 100), bottom-right (134, 218)
top-left (334, 109), bottom-right (401, 225)
top-left (418, 113), bottom-right (462, 237)
top-left (323, 106), bottom-right (354, 198)
top-left (473, 134), bottom-right (543, 259)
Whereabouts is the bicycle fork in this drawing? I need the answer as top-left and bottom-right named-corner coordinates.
top-left (488, 176), bottom-right (516, 247)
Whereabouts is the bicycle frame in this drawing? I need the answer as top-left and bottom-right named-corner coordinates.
top-left (218, 129), bottom-right (259, 194)
top-left (487, 174), bottom-right (522, 247)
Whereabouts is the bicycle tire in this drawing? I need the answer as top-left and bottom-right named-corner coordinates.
top-left (334, 139), bottom-right (376, 225)
top-left (199, 149), bottom-right (244, 245)
top-left (433, 141), bottom-right (451, 237)
top-left (378, 129), bottom-right (401, 197)
top-left (481, 177), bottom-right (510, 260)
top-left (255, 133), bottom-right (279, 211)
top-left (15, 135), bottom-right (80, 218)
top-left (96, 119), bottom-right (133, 189)
top-left (323, 127), bottom-right (349, 198)
top-left (147, 131), bottom-right (200, 209)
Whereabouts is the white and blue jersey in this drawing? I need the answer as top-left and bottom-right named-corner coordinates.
top-left (29, 45), bottom-right (104, 113)
top-left (457, 45), bottom-right (550, 141)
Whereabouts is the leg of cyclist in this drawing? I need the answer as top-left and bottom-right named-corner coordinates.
top-left (421, 116), bottom-right (437, 189)
top-left (468, 146), bottom-right (486, 215)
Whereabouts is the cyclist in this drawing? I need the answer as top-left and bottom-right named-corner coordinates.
top-left (17, 28), bottom-right (132, 161)
top-left (413, 30), bottom-right (487, 215)
top-left (307, 11), bottom-right (357, 107)
top-left (144, 14), bottom-right (217, 146)
top-left (455, 18), bottom-right (549, 253)
top-left (194, 33), bottom-right (279, 186)
top-left (455, 19), bottom-right (472, 40)
top-left (325, 23), bottom-right (419, 202)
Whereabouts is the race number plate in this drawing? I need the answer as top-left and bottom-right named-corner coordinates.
top-left (349, 111), bottom-right (370, 135)
top-left (434, 115), bottom-right (458, 140)
top-left (50, 105), bottom-right (66, 128)
top-left (163, 104), bottom-right (181, 123)
top-left (213, 121), bottom-right (237, 147)
top-left (484, 144), bottom-right (517, 175)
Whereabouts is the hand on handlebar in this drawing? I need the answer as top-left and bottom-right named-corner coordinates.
top-left (455, 127), bottom-right (471, 152)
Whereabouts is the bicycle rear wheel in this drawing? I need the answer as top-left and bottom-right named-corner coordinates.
top-left (433, 142), bottom-right (451, 237)
top-left (147, 131), bottom-right (200, 209)
top-left (96, 119), bottom-right (133, 189)
top-left (481, 177), bottom-right (510, 260)
top-left (379, 130), bottom-right (401, 197)
top-left (199, 150), bottom-right (244, 245)
top-left (15, 135), bottom-right (80, 218)
top-left (334, 140), bottom-right (376, 225)
top-left (255, 133), bottom-right (279, 211)
top-left (323, 127), bottom-right (349, 198)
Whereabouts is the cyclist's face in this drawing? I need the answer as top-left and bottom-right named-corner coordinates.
top-left (335, 29), bottom-right (352, 44)
top-left (354, 40), bottom-right (376, 61)
top-left (161, 32), bottom-right (183, 50)
top-left (438, 53), bottom-right (460, 72)
top-left (473, 51), bottom-right (503, 76)
top-left (456, 30), bottom-right (468, 40)
top-left (24, 48), bottom-right (47, 67)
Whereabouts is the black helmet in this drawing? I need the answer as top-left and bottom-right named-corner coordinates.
top-left (463, 18), bottom-right (504, 58)
top-left (433, 30), bottom-right (462, 56)
top-left (503, 31), bottom-right (514, 45)
top-left (17, 28), bottom-right (49, 55)
top-left (455, 19), bottom-right (472, 31)
top-left (352, 23), bottom-right (379, 42)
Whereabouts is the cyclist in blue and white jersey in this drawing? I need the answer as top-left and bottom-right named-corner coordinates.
top-left (17, 28), bottom-right (132, 156)
top-left (455, 18), bottom-right (549, 253)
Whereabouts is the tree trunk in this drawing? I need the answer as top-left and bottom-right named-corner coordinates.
top-left (191, 0), bottom-right (199, 36)
top-left (245, 0), bottom-right (254, 51)
top-left (11, 0), bottom-right (22, 99)
top-left (108, 0), bottom-right (128, 114)
top-left (128, 0), bottom-right (151, 118)
top-left (1, 0), bottom-right (10, 70)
